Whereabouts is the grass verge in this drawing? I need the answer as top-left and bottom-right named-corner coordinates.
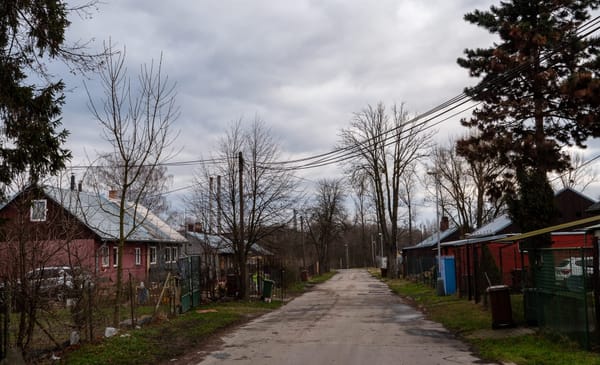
top-left (370, 269), bottom-right (600, 365)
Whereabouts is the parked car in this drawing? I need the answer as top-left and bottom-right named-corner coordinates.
top-left (555, 257), bottom-right (594, 280)
top-left (26, 266), bottom-right (92, 298)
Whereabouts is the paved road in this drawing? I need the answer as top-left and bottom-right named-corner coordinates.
top-left (196, 269), bottom-right (492, 364)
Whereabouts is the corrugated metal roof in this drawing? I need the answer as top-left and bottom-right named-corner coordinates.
top-left (43, 187), bottom-right (186, 243)
top-left (470, 214), bottom-right (513, 237)
top-left (404, 226), bottom-right (459, 250)
top-left (184, 231), bottom-right (272, 255)
top-left (185, 231), bottom-right (234, 254)
top-left (440, 234), bottom-right (514, 247)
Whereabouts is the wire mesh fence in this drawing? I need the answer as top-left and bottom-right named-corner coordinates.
top-left (523, 247), bottom-right (596, 349)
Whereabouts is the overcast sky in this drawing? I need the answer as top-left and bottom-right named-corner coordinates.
top-left (54, 0), bottom-right (600, 224)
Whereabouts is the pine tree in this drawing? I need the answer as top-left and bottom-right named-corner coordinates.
top-left (457, 0), bottom-right (600, 238)
top-left (0, 1), bottom-right (98, 190)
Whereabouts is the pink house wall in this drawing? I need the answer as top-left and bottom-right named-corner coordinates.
top-left (96, 242), bottom-right (148, 284)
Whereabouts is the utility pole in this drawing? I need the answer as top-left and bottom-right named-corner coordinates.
top-left (209, 176), bottom-right (214, 234)
top-left (217, 175), bottom-right (222, 234)
top-left (238, 152), bottom-right (245, 298)
top-left (371, 234), bottom-right (375, 267)
top-left (345, 243), bottom-right (349, 269)
top-left (300, 216), bottom-right (306, 269)
top-left (428, 170), bottom-right (444, 296)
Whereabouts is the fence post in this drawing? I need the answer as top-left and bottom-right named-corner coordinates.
top-left (87, 282), bottom-right (93, 341)
top-left (0, 281), bottom-right (5, 361)
top-left (129, 273), bottom-right (136, 327)
top-left (593, 236), bottom-right (600, 345)
top-left (580, 247), bottom-right (590, 350)
top-left (281, 269), bottom-right (285, 302)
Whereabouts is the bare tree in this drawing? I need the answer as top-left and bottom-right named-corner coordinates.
top-left (339, 102), bottom-right (432, 278)
top-left (189, 119), bottom-right (297, 299)
top-left (349, 170), bottom-right (375, 266)
top-left (398, 162), bottom-right (418, 247)
top-left (551, 152), bottom-right (598, 193)
top-left (431, 137), bottom-right (506, 232)
top-left (86, 153), bottom-right (173, 216)
top-left (86, 45), bottom-right (178, 325)
top-left (305, 178), bottom-right (347, 273)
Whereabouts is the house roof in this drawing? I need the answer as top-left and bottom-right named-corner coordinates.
top-left (42, 186), bottom-right (186, 243)
top-left (470, 214), bottom-right (513, 237)
top-left (184, 231), bottom-right (233, 254)
top-left (183, 231), bottom-right (273, 256)
top-left (587, 201), bottom-right (600, 213)
top-left (440, 234), bottom-right (514, 247)
top-left (403, 226), bottom-right (459, 250)
top-left (554, 186), bottom-right (596, 203)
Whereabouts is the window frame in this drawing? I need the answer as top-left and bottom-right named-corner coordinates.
top-left (164, 247), bottom-right (172, 263)
top-left (149, 246), bottom-right (157, 265)
top-left (101, 246), bottom-right (110, 267)
top-left (135, 247), bottom-right (141, 266)
top-left (30, 199), bottom-right (47, 222)
top-left (164, 246), bottom-right (178, 264)
top-left (170, 246), bottom-right (178, 263)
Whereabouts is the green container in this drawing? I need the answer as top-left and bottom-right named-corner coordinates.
top-left (262, 279), bottom-right (274, 299)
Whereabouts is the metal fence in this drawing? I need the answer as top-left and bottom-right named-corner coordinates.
top-left (523, 247), bottom-right (596, 349)
top-left (404, 253), bottom-right (438, 287)
top-left (178, 256), bottom-right (202, 313)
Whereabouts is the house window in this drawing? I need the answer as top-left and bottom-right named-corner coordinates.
top-left (135, 247), bottom-right (141, 266)
top-left (149, 246), bottom-right (157, 265)
top-left (113, 247), bottom-right (118, 267)
top-left (101, 246), bottom-right (109, 267)
top-left (30, 199), bottom-right (47, 222)
top-left (171, 246), bottom-right (178, 262)
top-left (164, 247), bottom-right (171, 263)
top-left (164, 246), bottom-right (178, 264)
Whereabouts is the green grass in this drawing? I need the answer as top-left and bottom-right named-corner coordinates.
top-left (372, 270), bottom-right (600, 365)
top-left (472, 336), bottom-right (600, 365)
top-left (61, 301), bottom-right (282, 365)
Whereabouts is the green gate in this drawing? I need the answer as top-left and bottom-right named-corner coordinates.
top-left (179, 256), bottom-right (202, 313)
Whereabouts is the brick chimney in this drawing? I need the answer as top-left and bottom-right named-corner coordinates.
top-left (440, 216), bottom-right (449, 232)
top-left (108, 190), bottom-right (119, 200)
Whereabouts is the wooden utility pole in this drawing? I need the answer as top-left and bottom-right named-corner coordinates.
top-left (217, 175), bottom-right (222, 234)
top-left (300, 216), bottom-right (306, 269)
top-left (239, 152), bottom-right (244, 247)
top-left (209, 176), bottom-right (214, 234)
top-left (238, 152), bottom-right (245, 298)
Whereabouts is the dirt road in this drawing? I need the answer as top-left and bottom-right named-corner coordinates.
top-left (195, 269), bottom-right (492, 364)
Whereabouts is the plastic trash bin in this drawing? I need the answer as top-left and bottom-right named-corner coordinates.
top-left (226, 274), bottom-right (238, 297)
top-left (262, 279), bottom-right (274, 301)
top-left (380, 268), bottom-right (388, 277)
top-left (487, 285), bottom-right (514, 329)
top-left (300, 270), bottom-right (309, 282)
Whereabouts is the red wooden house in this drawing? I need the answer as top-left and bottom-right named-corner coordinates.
top-left (0, 184), bottom-right (186, 287)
